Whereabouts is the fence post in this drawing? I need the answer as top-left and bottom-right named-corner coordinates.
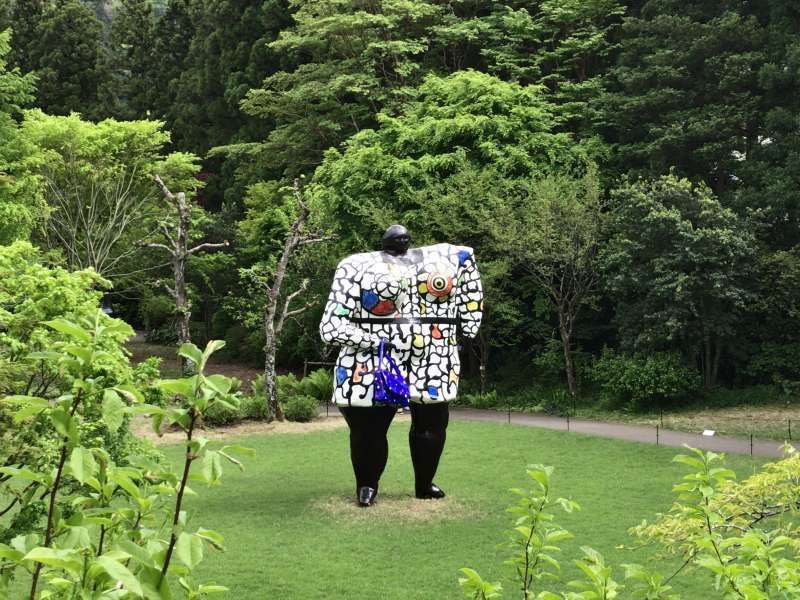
top-left (507, 398), bottom-right (511, 424)
top-left (303, 359), bottom-right (308, 378)
top-left (789, 419), bottom-right (792, 441)
top-left (750, 433), bottom-right (753, 457)
top-left (660, 410), bottom-right (663, 428)
top-left (566, 414), bottom-right (570, 432)
top-left (656, 425), bottom-right (659, 445)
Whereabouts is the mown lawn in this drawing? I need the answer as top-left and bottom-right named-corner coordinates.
top-left (157, 420), bottom-right (763, 599)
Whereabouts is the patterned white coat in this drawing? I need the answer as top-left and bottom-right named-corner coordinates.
top-left (319, 243), bottom-right (483, 407)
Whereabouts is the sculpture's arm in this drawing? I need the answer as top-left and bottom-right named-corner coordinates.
top-left (319, 259), bottom-right (383, 349)
top-left (456, 248), bottom-right (483, 339)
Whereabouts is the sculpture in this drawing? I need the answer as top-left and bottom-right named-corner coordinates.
top-left (320, 225), bottom-right (483, 506)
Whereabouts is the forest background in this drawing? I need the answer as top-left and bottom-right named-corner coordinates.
top-left (2, 0), bottom-right (800, 414)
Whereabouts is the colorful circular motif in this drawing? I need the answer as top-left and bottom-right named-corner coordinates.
top-left (427, 272), bottom-right (453, 298)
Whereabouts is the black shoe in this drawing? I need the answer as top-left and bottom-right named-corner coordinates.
top-left (415, 483), bottom-right (446, 499)
top-left (357, 486), bottom-right (377, 507)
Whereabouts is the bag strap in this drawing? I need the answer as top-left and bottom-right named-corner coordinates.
top-left (377, 338), bottom-right (386, 372)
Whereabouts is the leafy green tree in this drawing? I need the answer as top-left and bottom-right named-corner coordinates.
top-left (100, 0), bottom-right (156, 120)
top-left (241, 0), bottom-right (441, 176)
top-left (150, 0), bottom-right (194, 123)
top-left (491, 169), bottom-right (605, 397)
top-left (0, 29), bottom-right (43, 245)
top-left (20, 110), bottom-right (202, 287)
top-left (28, 0), bottom-right (108, 118)
top-left (601, 175), bottom-right (756, 389)
top-left (312, 70), bottom-right (593, 247)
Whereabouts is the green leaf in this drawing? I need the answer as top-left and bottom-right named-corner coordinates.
top-left (175, 532), bottom-right (203, 569)
top-left (202, 451), bottom-right (223, 484)
top-left (102, 389), bottom-right (126, 433)
top-left (43, 318), bottom-right (91, 343)
top-left (50, 408), bottom-right (79, 444)
top-left (95, 555), bottom-right (144, 597)
top-left (195, 528), bottom-right (225, 551)
top-left (157, 378), bottom-right (195, 398)
top-left (114, 383), bottom-right (145, 404)
top-left (177, 343), bottom-right (203, 368)
top-left (23, 547), bottom-right (82, 574)
top-left (70, 447), bottom-right (97, 485)
top-left (0, 467), bottom-right (48, 484)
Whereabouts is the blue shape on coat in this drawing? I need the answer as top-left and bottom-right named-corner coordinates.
top-left (336, 367), bottom-right (348, 385)
top-left (427, 385), bottom-right (439, 398)
top-left (458, 250), bottom-right (472, 266)
top-left (361, 289), bottom-right (379, 310)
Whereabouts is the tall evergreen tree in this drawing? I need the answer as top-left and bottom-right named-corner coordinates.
top-left (150, 0), bottom-right (193, 123)
top-left (7, 0), bottom-right (45, 73)
top-left (169, 0), bottom-right (290, 155)
top-left (30, 0), bottom-right (107, 118)
top-left (100, 0), bottom-right (156, 119)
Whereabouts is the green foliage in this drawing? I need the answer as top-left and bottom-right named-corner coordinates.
top-left (602, 175), bottom-right (755, 388)
top-left (313, 69), bottom-right (592, 248)
top-left (282, 394), bottom-right (318, 423)
top-left (0, 28), bottom-right (42, 244)
top-left (27, 0), bottom-right (108, 119)
top-left (461, 447), bottom-right (800, 599)
top-left (590, 348), bottom-right (702, 411)
top-left (139, 293), bottom-right (176, 331)
top-left (0, 312), bottom-right (249, 598)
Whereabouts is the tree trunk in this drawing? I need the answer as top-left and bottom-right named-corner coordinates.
top-left (263, 313), bottom-right (283, 422)
top-left (559, 310), bottom-right (577, 397)
top-left (702, 331), bottom-right (713, 389)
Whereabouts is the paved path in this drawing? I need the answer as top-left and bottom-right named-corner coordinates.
top-left (449, 408), bottom-right (787, 458)
top-left (325, 406), bottom-right (787, 458)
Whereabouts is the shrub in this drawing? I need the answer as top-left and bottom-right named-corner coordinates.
top-left (202, 399), bottom-right (241, 426)
top-left (745, 342), bottom-right (800, 385)
top-left (542, 388), bottom-right (572, 416)
top-left (589, 348), bottom-right (701, 411)
top-left (240, 393), bottom-right (269, 420)
top-left (138, 293), bottom-right (174, 331)
top-left (283, 394), bottom-right (318, 422)
top-left (133, 356), bottom-right (166, 407)
top-left (703, 384), bottom-right (787, 408)
top-left (298, 368), bottom-right (333, 404)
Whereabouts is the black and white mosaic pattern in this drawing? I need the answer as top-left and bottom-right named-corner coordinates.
top-left (319, 243), bottom-right (483, 407)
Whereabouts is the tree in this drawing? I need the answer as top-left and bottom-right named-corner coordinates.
top-left (601, 175), bottom-right (756, 389)
top-left (7, 0), bottom-right (44, 74)
top-left (100, 0), bottom-right (156, 120)
top-left (239, 179), bottom-right (333, 422)
top-left (494, 169), bottom-right (605, 397)
top-left (0, 29), bottom-right (43, 245)
top-left (147, 175), bottom-right (228, 368)
top-left (241, 0), bottom-right (441, 176)
top-left (28, 0), bottom-right (107, 119)
top-left (22, 111), bottom-right (196, 284)
top-left (313, 70), bottom-right (593, 247)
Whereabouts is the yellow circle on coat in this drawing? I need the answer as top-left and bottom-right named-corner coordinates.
top-left (466, 301), bottom-right (479, 311)
top-left (418, 283), bottom-right (428, 294)
top-left (413, 335), bottom-right (424, 348)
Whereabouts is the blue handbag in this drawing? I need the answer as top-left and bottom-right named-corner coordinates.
top-left (374, 339), bottom-right (410, 408)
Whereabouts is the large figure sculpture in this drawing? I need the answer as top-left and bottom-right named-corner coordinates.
top-left (320, 225), bottom-right (483, 506)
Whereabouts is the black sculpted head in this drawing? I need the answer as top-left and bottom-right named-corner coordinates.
top-left (381, 224), bottom-right (411, 256)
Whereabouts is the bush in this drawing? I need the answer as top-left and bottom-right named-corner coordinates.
top-left (283, 394), bottom-right (319, 422)
top-left (138, 293), bottom-right (174, 330)
top-left (202, 399), bottom-right (241, 426)
top-left (703, 384), bottom-right (789, 408)
top-left (240, 393), bottom-right (269, 420)
top-left (133, 356), bottom-right (166, 407)
top-left (745, 342), bottom-right (800, 385)
top-left (589, 348), bottom-right (701, 411)
top-left (299, 368), bottom-right (333, 403)
top-left (542, 389), bottom-right (572, 416)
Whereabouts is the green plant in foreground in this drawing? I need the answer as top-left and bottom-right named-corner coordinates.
top-left (0, 314), bottom-right (252, 598)
top-left (461, 447), bottom-right (800, 599)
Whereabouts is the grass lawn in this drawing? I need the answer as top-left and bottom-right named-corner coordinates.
top-left (158, 420), bottom-right (763, 599)
top-left (574, 404), bottom-right (799, 442)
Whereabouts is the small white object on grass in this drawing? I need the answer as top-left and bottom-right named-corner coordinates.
top-left (702, 429), bottom-right (716, 437)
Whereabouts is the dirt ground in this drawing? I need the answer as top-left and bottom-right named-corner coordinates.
top-left (128, 338), bottom-right (262, 388)
top-left (310, 493), bottom-right (480, 523)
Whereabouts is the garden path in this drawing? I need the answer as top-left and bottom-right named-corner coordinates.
top-left (325, 406), bottom-right (788, 458)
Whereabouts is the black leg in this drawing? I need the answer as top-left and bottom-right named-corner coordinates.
top-left (409, 402), bottom-right (449, 496)
top-left (340, 406), bottom-right (397, 490)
